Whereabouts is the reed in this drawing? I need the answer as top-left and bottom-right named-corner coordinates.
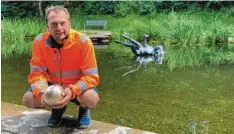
top-left (1, 18), bottom-right (45, 58)
top-left (2, 9), bottom-right (234, 69)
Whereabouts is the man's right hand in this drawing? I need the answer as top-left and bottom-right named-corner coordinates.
top-left (40, 94), bottom-right (54, 109)
top-left (37, 86), bottom-right (53, 109)
top-left (39, 88), bottom-right (46, 95)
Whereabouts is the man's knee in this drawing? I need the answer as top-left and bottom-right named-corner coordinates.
top-left (23, 92), bottom-right (34, 108)
top-left (78, 89), bottom-right (99, 108)
top-left (23, 92), bottom-right (43, 108)
top-left (87, 91), bottom-right (99, 108)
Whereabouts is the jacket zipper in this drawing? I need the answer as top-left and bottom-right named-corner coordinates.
top-left (58, 49), bottom-right (62, 86)
top-left (53, 50), bottom-right (56, 65)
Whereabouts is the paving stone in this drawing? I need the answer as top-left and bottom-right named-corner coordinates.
top-left (1, 102), bottom-right (157, 134)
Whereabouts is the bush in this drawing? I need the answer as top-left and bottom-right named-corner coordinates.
top-left (83, 1), bottom-right (118, 15)
top-left (1, 1), bottom-right (39, 18)
top-left (2, 1), bottom-right (234, 19)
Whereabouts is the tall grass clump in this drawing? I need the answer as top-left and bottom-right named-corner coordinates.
top-left (166, 47), bottom-right (203, 71)
top-left (1, 18), bottom-right (45, 58)
top-left (149, 10), bottom-right (233, 69)
top-left (158, 11), bottom-right (207, 49)
top-left (71, 8), bottom-right (84, 30)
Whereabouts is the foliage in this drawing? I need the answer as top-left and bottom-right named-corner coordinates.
top-left (1, 1), bottom-right (39, 18)
top-left (2, 1), bottom-right (234, 18)
top-left (114, 1), bottom-right (137, 17)
top-left (1, 1), bottom-right (78, 18)
top-left (83, 1), bottom-right (118, 15)
top-left (114, 1), bottom-right (156, 16)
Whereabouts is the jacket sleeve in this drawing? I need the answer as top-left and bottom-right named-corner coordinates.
top-left (70, 36), bottom-right (100, 99)
top-left (28, 38), bottom-right (50, 99)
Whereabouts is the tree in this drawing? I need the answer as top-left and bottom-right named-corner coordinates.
top-left (39, 1), bottom-right (44, 17)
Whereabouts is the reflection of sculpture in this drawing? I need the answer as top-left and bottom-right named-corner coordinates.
top-left (115, 55), bottom-right (164, 76)
top-left (115, 34), bottom-right (165, 76)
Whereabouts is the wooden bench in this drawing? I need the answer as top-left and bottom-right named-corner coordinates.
top-left (84, 20), bottom-right (108, 29)
top-left (82, 30), bottom-right (112, 49)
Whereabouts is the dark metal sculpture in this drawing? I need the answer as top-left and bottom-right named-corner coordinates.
top-left (115, 34), bottom-right (165, 76)
top-left (115, 34), bottom-right (164, 56)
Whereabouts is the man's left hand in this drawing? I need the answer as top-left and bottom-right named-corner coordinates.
top-left (51, 86), bottom-right (72, 109)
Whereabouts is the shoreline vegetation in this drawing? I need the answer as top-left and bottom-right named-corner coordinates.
top-left (2, 8), bottom-right (234, 70)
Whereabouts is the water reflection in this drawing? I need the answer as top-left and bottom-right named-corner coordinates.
top-left (115, 55), bottom-right (164, 76)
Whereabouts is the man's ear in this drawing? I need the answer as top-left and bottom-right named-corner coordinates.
top-left (69, 21), bottom-right (71, 28)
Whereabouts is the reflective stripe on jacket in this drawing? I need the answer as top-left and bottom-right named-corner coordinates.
top-left (28, 29), bottom-right (99, 99)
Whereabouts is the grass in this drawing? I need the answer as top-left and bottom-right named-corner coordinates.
top-left (1, 18), bottom-right (45, 57)
top-left (2, 8), bottom-right (234, 69)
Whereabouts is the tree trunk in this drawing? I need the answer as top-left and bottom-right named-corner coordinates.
top-left (38, 1), bottom-right (44, 18)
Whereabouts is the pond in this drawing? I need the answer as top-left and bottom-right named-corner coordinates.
top-left (2, 50), bottom-right (234, 134)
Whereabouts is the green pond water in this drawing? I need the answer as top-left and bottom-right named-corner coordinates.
top-left (2, 50), bottom-right (234, 134)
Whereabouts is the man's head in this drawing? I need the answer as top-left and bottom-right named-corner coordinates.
top-left (45, 6), bottom-right (71, 44)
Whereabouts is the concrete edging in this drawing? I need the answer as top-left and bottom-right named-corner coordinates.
top-left (1, 102), bottom-right (157, 134)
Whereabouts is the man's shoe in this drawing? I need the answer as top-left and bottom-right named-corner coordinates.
top-left (47, 106), bottom-right (67, 127)
top-left (77, 107), bottom-right (91, 129)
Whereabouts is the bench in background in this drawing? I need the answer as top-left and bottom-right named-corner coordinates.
top-left (84, 20), bottom-right (108, 30)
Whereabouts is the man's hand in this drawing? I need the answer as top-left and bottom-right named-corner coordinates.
top-left (37, 85), bottom-right (47, 95)
top-left (41, 94), bottom-right (54, 109)
top-left (37, 86), bottom-right (54, 109)
top-left (51, 85), bottom-right (72, 109)
top-left (35, 86), bottom-right (52, 109)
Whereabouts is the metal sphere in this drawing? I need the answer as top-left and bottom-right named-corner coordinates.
top-left (43, 85), bottom-right (63, 105)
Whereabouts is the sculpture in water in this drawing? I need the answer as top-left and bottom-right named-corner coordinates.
top-left (115, 34), bottom-right (165, 76)
top-left (115, 34), bottom-right (164, 57)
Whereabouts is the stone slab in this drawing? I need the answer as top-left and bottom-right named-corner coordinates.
top-left (1, 102), bottom-right (157, 134)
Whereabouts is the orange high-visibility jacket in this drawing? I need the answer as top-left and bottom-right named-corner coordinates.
top-left (28, 29), bottom-right (99, 100)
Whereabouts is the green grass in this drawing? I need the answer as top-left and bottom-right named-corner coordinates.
top-left (2, 8), bottom-right (234, 69)
top-left (1, 18), bottom-right (45, 58)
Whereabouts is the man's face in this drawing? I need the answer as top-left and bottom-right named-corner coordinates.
top-left (47, 11), bottom-right (71, 43)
